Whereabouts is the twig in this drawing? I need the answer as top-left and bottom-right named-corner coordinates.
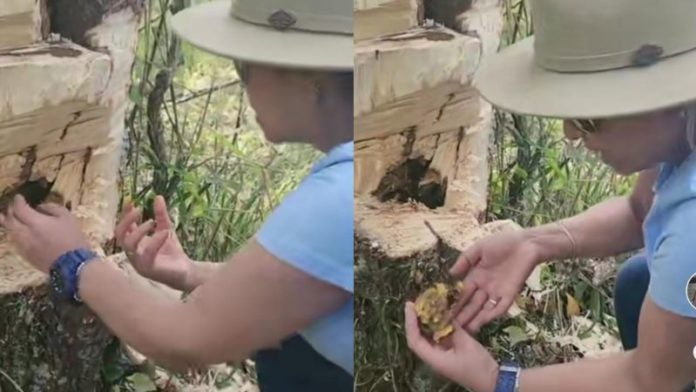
top-left (176, 81), bottom-right (240, 105)
top-left (0, 368), bottom-right (25, 392)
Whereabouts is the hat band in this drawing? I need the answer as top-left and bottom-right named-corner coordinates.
top-left (535, 39), bottom-right (696, 73)
top-left (231, 2), bottom-right (352, 35)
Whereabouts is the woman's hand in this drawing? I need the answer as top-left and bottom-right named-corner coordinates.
top-left (405, 302), bottom-right (499, 392)
top-left (115, 195), bottom-right (193, 291)
top-left (450, 229), bottom-right (542, 333)
top-left (0, 195), bottom-right (91, 273)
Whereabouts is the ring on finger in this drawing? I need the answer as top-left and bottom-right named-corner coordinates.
top-left (488, 298), bottom-right (499, 306)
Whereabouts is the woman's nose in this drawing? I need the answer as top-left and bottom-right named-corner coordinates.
top-left (563, 120), bottom-right (584, 141)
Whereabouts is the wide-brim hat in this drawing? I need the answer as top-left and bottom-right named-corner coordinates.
top-left (171, 0), bottom-right (353, 71)
top-left (474, 0), bottom-right (696, 119)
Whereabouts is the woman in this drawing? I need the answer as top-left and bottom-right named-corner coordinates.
top-left (406, 1), bottom-right (696, 391)
top-left (0, 0), bottom-right (353, 391)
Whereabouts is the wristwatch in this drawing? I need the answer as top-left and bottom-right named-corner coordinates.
top-left (495, 361), bottom-right (521, 392)
top-left (49, 248), bottom-right (99, 304)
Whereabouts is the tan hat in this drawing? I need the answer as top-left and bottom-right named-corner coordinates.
top-left (171, 0), bottom-right (353, 71)
top-left (474, 0), bottom-right (696, 119)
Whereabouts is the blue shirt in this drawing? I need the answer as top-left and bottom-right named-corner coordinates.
top-left (255, 142), bottom-right (354, 374)
top-left (645, 151), bottom-right (696, 318)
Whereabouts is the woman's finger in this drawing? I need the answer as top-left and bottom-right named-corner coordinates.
top-left (36, 203), bottom-right (68, 217)
top-left (450, 245), bottom-right (482, 277)
top-left (115, 208), bottom-right (141, 244)
top-left (138, 230), bottom-right (169, 262)
top-left (405, 302), bottom-right (440, 364)
top-left (4, 206), bottom-right (32, 244)
top-left (455, 289), bottom-right (488, 327)
top-left (449, 281), bottom-right (477, 319)
top-left (11, 195), bottom-right (41, 226)
top-left (153, 195), bottom-right (173, 231)
top-left (466, 296), bottom-right (510, 333)
top-left (123, 220), bottom-right (155, 251)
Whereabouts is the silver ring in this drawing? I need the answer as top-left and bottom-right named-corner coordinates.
top-left (488, 298), bottom-right (499, 306)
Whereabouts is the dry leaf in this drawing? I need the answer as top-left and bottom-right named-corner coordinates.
top-left (565, 293), bottom-right (581, 317)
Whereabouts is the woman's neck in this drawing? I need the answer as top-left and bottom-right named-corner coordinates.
top-left (313, 102), bottom-right (353, 153)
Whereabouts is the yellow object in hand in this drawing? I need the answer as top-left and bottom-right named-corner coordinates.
top-left (414, 281), bottom-right (465, 343)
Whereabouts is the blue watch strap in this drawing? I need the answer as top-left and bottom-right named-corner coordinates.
top-left (50, 248), bottom-right (98, 303)
top-left (495, 362), bottom-right (520, 392)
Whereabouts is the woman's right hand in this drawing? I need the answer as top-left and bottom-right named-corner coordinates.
top-left (114, 195), bottom-right (194, 291)
top-left (449, 229), bottom-right (544, 333)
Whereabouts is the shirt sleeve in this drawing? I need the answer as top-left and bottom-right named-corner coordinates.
top-left (255, 162), bottom-right (354, 293)
top-left (648, 200), bottom-right (696, 318)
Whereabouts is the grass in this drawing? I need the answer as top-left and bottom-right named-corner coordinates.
top-left (105, 1), bottom-right (319, 390)
top-left (355, 1), bottom-right (636, 391)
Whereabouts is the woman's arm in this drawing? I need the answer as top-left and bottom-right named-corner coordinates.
top-left (180, 261), bottom-right (223, 292)
top-left (80, 240), bottom-right (350, 370)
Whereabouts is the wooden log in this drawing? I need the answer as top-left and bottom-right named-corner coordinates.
top-left (355, 26), bottom-right (482, 141)
top-left (0, 1), bottom-right (141, 390)
top-left (355, 133), bottom-right (408, 197)
top-left (0, 0), bottom-right (48, 49)
top-left (354, 0), bottom-right (422, 41)
top-left (355, 82), bottom-right (481, 141)
top-left (456, 0), bottom-right (505, 57)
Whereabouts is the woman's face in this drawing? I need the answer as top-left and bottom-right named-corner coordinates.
top-left (563, 109), bottom-right (690, 175)
top-left (242, 64), bottom-right (318, 145)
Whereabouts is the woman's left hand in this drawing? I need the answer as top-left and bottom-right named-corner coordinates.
top-left (0, 195), bottom-right (91, 273)
top-left (405, 302), bottom-right (500, 392)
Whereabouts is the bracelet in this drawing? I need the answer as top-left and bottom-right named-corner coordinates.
top-left (556, 221), bottom-right (579, 258)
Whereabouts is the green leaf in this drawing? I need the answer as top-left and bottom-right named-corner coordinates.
top-left (128, 87), bottom-right (144, 106)
top-left (127, 373), bottom-right (157, 392)
top-left (504, 325), bottom-right (530, 346)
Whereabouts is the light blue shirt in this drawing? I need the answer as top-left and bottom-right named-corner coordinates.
top-left (255, 142), bottom-right (354, 374)
top-left (645, 151), bottom-right (696, 318)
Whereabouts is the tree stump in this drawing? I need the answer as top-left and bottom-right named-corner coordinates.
top-left (0, 1), bottom-right (141, 390)
top-left (354, 1), bottom-right (516, 388)
top-left (355, 0), bottom-right (513, 260)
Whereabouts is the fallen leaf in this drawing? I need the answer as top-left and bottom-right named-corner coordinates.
top-left (565, 293), bottom-right (581, 318)
top-left (525, 263), bottom-right (544, 291)
top-left (128, 373), bottom-right (157, 392)
top-left (504, 325), bottom-right (530, 346)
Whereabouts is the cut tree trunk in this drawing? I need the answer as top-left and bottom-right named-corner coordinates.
top-left (354, 0), bottom-right (512, 263)
top-left (0, 0), bottom-right (48, 50)
top-left (0, 1), bottom-right (142, 390)
top-left (354, 0), bottom-right (423, 41)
